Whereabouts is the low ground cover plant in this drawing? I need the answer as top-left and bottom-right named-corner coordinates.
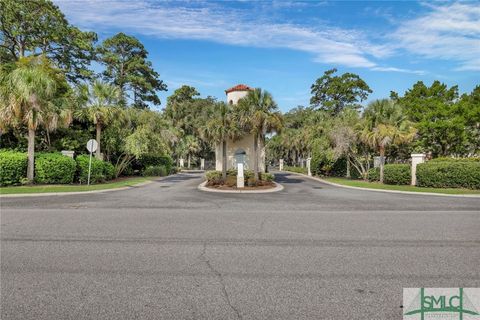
top-left (283, 166), bottom-right (307, 174)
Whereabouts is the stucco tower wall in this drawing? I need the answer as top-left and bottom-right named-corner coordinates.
top-left (226, 90), bottom-right (249, 105)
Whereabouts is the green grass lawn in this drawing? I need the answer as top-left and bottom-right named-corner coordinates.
top-left (323, 177), bottom-right (480, 195)
top-left (0, 176), bottom-right (151, 195)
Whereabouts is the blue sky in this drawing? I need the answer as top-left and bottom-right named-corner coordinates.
top-left (55, 0), bottom-right (480, 112)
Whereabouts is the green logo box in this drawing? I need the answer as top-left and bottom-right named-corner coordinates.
top-left (403, 288), bottom-right (480, 320)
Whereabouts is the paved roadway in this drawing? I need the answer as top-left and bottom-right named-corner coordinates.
top-left (1, 172), bottom-right (479, 320)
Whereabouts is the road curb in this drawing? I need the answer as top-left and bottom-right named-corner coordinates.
top-left (283, 171), bottom-right (480, 198)
top-left (198, 181), bottom-right (284, 194)
top-left (0, 179), bottom-right (157, 198)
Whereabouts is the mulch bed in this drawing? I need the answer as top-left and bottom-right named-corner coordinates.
top-left (206, 182), bottom-right (276, 191)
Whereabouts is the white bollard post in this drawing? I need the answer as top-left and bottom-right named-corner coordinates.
top-left (200, 158), bottom-right (205, 170)
top-left (279, 159), bottom-right (284, 171)
top-left (179, 158), bottom-right (184, 168)
top-left (306, 157), bottom-right (312, 176)
top-left (237, 163), bottom-right (244, 188)
top-left (411, 153), bottom-right (426, 186)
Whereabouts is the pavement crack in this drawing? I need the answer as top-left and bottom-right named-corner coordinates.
top-left (199, 242), bottom-right (242, 320)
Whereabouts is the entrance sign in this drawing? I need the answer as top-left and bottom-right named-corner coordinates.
top-left (86, 139), bottom-right (98, 185)
top-left (306, 157), bottom-right (312, 176)
top-left (237, 163), bottom-right (244, 188)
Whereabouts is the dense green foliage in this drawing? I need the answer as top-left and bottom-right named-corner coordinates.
top-left (138, 155), bottom-right (173, 174)
top-left (142, 165), bottom-right (168, 177)
top-left (416, 161), bottom-right (480, 189)
top-left (368, 164), bottom-right (411, 185)
top-left (0, 151), bottom-right (27, 186)
top-left (76, 155), bottom-right (115, 184)
top-left (310, 68), bottom-right (372, 115)
top-left (392, 82), bottom-right (480, 157)
top-left (34, 153), bottom-right (76, 184)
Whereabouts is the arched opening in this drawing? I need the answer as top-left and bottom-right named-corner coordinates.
top-left (229, 100), bottom-right (233, 105)
top-left (234, 148), bottom-right (246, 168)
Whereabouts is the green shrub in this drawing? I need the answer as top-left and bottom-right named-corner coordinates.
top-left (417, 161), bottom-right (480, 189)
top-left (367, 167), bottom-right (379, 182)
top-left (383, 164), bottom-right (410, 185)
top-left (35, 153), bottom-right (76, 184)
top-left (0, 151), bottom-right (27, 186)
top-left (104, 161), bottom-right (115, 180)
top-left (138, 155), bottom-right (173, 174)
top-left (260, 172), bottom-right (275, 182)
top-left (368, 164), bottom-right (411, 185)
top-left (329, 158), bottom-right (362, 179)
top-left (205, 170), bottom-right (222, 186)
top-left (429, 157), bottom-right (480, 163)
top-left (143, 165), bottom-right (167, 177)
top-left (76, 155), bottom-right (115, 184)
top-left (284, 166), bottom-right (307, 174)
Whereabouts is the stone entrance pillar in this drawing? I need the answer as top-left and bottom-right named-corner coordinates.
top-left (179, 158), bottom-right (184, 168)
top-left (374, 156), bottom-right (385, 168)
top-left (279, 159), bottom-right (284, 171)
top-left (200, 158), bottom-right (205, 170)
top-left (411, 153), bottom-right (426, 186)
top-left (306, 157), bottom-right (312, 176)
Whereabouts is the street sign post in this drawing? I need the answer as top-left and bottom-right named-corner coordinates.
top-left (86, 139), bottom-right (98, 185)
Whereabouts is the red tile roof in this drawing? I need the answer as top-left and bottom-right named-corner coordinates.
top-left (225, 84), bottom-right (252, 94)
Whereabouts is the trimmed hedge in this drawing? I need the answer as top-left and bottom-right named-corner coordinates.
top-left (35, 153), bottom-right (76, 184)
top-left (143, 165), bottom-right (167, 177)
top-left (0, 151), bottom-right (27, 186)
top-left (368, 164), bottom-right (411, 185)
top-left (138, 155), bottom-right (173, 174)
top-left (76, 155), bottom-right (115, 184)
top-left (429, 157), bottom-right (480, 163)
top-left (417, 161), bottom-right (480, 189)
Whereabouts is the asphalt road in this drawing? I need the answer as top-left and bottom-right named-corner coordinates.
top-left (1, 171), bottom-right (479, 320)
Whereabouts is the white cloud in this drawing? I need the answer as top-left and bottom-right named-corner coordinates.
top-left (372, 67), bottom-right (425, 75)
top-left (55, 0), bottom-right (383, 69)
top-left (392, 2), bottom-right (480, 71)
top-left (54, 1), bottom-right (479, 73)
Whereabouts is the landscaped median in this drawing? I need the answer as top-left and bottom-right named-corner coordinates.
top-left (0, 176), bottom-right (151, 195)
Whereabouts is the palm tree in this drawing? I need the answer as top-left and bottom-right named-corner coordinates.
top-left (176, 135), bottom-right (201, 169)
top-left (236, 89), bottom-right (283, 180)
top-left (361, 99), bottom-right (417, 183)
top-left (0, 56), bottom-right (68, 182)
top-left (76, 80), bottom-right (121, 159)
top-left (200, 102), bottom-right (242, 179)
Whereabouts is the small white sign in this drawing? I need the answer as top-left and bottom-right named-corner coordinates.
top-left (237, 163), bottom-right (244, 178)
top-left (86, 139), bottom-right (98, 153)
